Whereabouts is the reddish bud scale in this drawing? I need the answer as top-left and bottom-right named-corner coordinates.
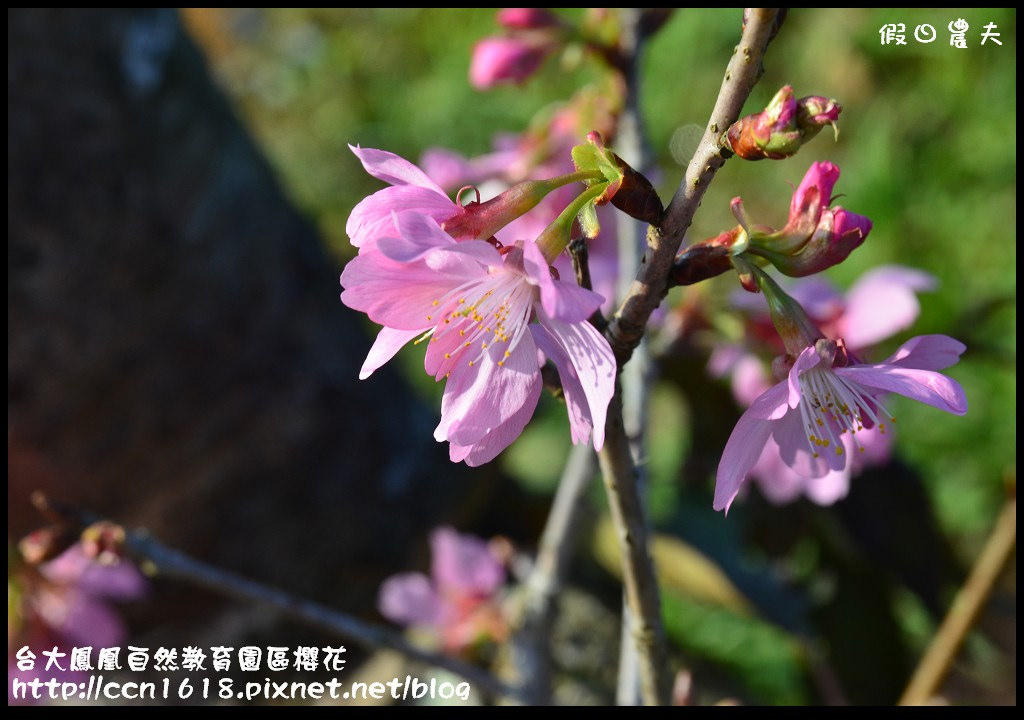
top-left (609, 152), bottom-right (664, 224)
top-left (670, 228), bottom-right (744, 286)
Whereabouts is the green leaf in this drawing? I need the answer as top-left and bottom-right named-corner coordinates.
top-left (578, 199), bottom-right (600, 239)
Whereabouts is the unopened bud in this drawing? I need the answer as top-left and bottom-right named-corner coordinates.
top-left (470, 37), bottom-right (554, 89)
top-left (496, 8), bottom-right (563, 30)
top-left (796, 94), bottom-right (842, 141)
top-left (723, 86), bottom-right (842, 161)
top-left (670, 227), bottom-right (745, 286)
top-left (746, 161), bottom-right (871, 276)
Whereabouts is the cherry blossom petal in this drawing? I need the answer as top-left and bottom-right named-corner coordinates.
top-left (834, 365), bottom-right (967, 415)
top-left (839, 266), bottom-right (937, 348)
top-left (431, 527), bottom-right (506, 596)
top-left (714, 411), bottom-right (776, 513)
top-left (435, 330), bottom-right (541, 447)
top-left (531, 323), bottom-right (594, 445)
top-left (521, 239), bottom-right (604, 322)
top-left (378, 572), bottom-right (443, 626)
top-left (349, 144), bottom-right (447, 195)
top-left (347, 186), bottom-right (456, 247)
top-left (450, 378), bottom-right (542, 467)
top-left (360, 327), bottom-right (424, 380)
top-left (881, 334), bottom-right (966, 372)
top-left (535, 311), bottom-right (615, 449)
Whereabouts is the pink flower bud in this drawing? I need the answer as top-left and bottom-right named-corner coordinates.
top-left (470, 36), bottom-right (553, 89)
top-left (767, 206), bottom-right (872, 277)
top-left (496, 7), bottom-right (562, 30)
top-left (723, 86), bottom-right (842, 161)
top-left (745, 162), bottom-right (872, 277)
top-left (796, 95), bottom-right (842, 141)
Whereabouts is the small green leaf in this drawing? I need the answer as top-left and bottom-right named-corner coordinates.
top-left (578, 199), bottom-right (600, 238)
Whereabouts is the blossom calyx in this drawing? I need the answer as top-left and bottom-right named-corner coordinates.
top-left (572, 131), bottom-right (663, 225)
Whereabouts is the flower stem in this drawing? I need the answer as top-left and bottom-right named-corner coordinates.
top-left (536, 182), bottom-right (608, 263)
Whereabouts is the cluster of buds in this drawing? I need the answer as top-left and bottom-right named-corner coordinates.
top-left (671, 162), bottom-right (871, 285)
top-left (723, 85), bottom-right (842, 161)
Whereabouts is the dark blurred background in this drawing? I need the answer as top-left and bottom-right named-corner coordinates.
top-left (8, 8), bottom-right (1015, 705)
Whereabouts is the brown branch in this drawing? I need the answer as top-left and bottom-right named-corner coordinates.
top-left (595, 8), bottom-right (783, 706)
top-left (605, 7), bottom-right (782, 367)
top-left (898, 496), bottom-right (1017, 706)
top-left (31, 493), bottom-right (526, 704)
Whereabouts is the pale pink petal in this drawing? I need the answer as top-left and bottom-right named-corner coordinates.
top-left (788, 277), bottom-right (844, 322)
top-left (839, 266), bottom-right (937, 349)
top-left (470, 37), bottom-right (550, 89)
top-left (347, 185), bottom-right (455, 247)
top-left (386, 214), bottom-right (502, 269)
top-left (360, 327), bottom-right (424, 380)
top-left (834, 365), bottom-right (968, 415)
top-left (750, 439), bottom-right (805, 505)
top-left (787, 346), bottom-right (822, 410)
top-left (803, 438), bottom-right (852, 505)
top-left (349, 144), bottom-right (447, 196)
top-left (454, 378), bottom-right (543, 466)
top-left (435, 331), bottom-right (541, 447)
top-left (771, 406), bottom-right (842, 475)
top-left (378, 572), bottom-right (443, 626)
top-left (881, 334), bottom-right (966, 372)
top-left (732, 354), bottom-right (773, 407)
top-left (521, 239), bottom-right (604, 322)
top-left (803, 469), bottom-right (851, 505)
top-left (341, 252), bottom-right (468, 330)
top-left (420, 147), bottom-right (477, 190)
top-left (744, 378), bottom-right (791, 420)
top-left (535, 312), bottom-right (615, 449)
top-left (41, 545), bottom-right (146, 601)
top-left (849, 425), bottom-right (892, 473)
top-left (714, 411), bottom-right (776, 513)
top-left (707, 344), bottom-right (745, 379)
top-left (431, 527), bottom-right (506, 596)
top-left (531, 324), bottom-right (594, 444)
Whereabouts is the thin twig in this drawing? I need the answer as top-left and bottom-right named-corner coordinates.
top-left (605, 8), bottom-right (782, 366)
top-left (509, 444), bottom-right (596, 704)
top-left (569, 236), bottom-right (608, 331)
top-left (595, 9), bottom-right (782, 706)
top-left (898, 496), bottom-right (1017, 706)
top-left (611, 7), bottom-right (655, 707)
top-left (31, 493), bottom-right (526, 703)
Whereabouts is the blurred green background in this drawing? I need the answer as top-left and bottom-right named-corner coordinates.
top-left (181, 8), bottom-right (1015, 705)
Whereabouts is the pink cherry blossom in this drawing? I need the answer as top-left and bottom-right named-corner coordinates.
top-left (9, 543), bottom-right (147, 704)
top-left (470, 36), bottom-right (554, 89)
top-left (378, 527), bottom-right (508, 652)
top-left (340, 211), bottom-right (615, 466)
top-left (712, 266), bottom-right (943, 507)
top-left (714, 335), bottom-right (967, 513)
